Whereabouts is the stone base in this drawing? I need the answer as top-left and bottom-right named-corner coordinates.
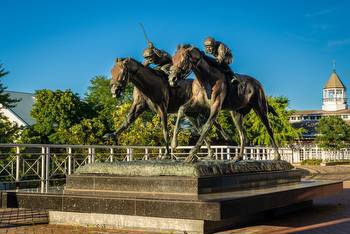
top-left (1, 160), bottom-right (343, 234)
top-left (2, 180), bottom-right (342, 233)
top-left (50, 211), bottom-right (209, 234)
top-left (48, 200), bottom-right (314, 234)
top-left (65, 169), bottom-right (302, 200)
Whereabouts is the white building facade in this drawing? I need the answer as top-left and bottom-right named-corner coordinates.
top-left (289, 67), bottom-right (350, 139)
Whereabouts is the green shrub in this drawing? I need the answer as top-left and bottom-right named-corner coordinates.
top-left (301, 159), bottom-right (322, 166)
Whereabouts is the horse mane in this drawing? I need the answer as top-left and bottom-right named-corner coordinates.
top-left (177, 43), bottom-right (192, 50)
top-left (200, 52), bottom-right (224, 71)
top-left (128, 58), bottom-right (168, 80)
top-left (175, 45), bottom-right (224, 71)
top-left (186, 47), bottom-right (225, 72)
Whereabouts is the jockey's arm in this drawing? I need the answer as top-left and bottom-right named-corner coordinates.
top-left (143, 59), bottom-right (151, 67)
top-left (217, 44), bottom-right (227, 64)
top-left (218, 43), bottom-right (234, 64)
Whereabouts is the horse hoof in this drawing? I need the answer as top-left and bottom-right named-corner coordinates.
top-left (161, 154), bottom-right (171, 160)
top-left (231, 156), bottom-right (242, 163)
top-left (185, 155), bottom-right (199, 163)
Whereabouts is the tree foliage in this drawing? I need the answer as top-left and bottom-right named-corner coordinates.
top-left (208, 96), bottom-right (303, 146)
top-left (244, 96), bottom-right (303, 146)
top-left (316, 116), bottom-right (350, 149)
top-left (112, 103), bottom-right (191, 146)
top-left (0, 116), bottom-right (19, 143)
top-left (0, 64), bottom-right (20, 143)
top-left (20, 89), bottom-right (87, 143)
top-left (0, 64), bottom-right (18, 108)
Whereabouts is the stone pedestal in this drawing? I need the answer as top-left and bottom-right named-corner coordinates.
top-left (1, 160), bottom-right (343, 234)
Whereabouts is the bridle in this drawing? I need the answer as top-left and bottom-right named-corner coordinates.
top-left (111, 61), bottom-right (137, 95)
top-left (171, 48), bottom-right (201, 81)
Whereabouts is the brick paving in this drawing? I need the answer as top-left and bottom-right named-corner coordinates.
top-left (0, 166), bottom-right (349, 234)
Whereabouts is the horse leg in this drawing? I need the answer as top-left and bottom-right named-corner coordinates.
top-left (187, 115), bottom-right (214, 160)
top-left (171, 100), bottom-right (194, 150)
top-left (253, 106), bottom-right (281, 160)
top-left (186, 98), bottom-right (223, 163)
top-left (230, 111), bottom-right (246, 161)
top-left (213, 120), bottom-right (232, 144)
top-left (158, 105), bottom-right (171, 160)
top-left (104, 102), bottom-right (146, 141)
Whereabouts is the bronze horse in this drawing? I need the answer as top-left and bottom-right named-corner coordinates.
top-left (169, 45), bottom-right (281, 162)
top-left (108, 58), bottom-right (232, 158)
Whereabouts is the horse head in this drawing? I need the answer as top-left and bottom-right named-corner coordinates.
top-left (110, 58), bottom-right (138, 98)
top-left (169, 44), bottom-right (202, 87)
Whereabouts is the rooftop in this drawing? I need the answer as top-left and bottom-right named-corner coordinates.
top-left (292, 109), bottom-right (350, 115)
top-left (324, 70), bottom-right (346, 89)
top-left (5, 91), bottom-right (35, 126)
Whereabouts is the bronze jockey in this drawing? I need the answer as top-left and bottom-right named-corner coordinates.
top-left (143, 42), bottom-right (172, 75)
top-left (203, 37), bottom-right (237, 82)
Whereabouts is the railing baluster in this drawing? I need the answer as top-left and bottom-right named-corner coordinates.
top-left (110, 148), bottom-right (114, 162)
top-left (68, 147), bottom-right (72, 175)
top-left (15, 146), bottom-right (20, 182)
top-left (41, 147), bottom-right (45, 192)
top-left (45, 147), bottom-right (50, 191)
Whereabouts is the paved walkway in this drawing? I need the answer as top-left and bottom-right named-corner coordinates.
top-left (0, 166), bottom-right (349, 234)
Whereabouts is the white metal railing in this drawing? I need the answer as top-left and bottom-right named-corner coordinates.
top-left (0, 144), bottom-right (349, 190)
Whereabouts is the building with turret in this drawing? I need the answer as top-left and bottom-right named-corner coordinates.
top-left (289, 66), bottom-right (350, 139)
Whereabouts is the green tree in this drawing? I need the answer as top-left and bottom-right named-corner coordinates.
top-left (244, 96), bottom-right (303, 146)
top-left (0, 64), bottom-right (18, 108)
top-left (112, 103), bottom-right (191, 146)
top-left (0, 64), bottom-right (20, 143)
top-left (316, 116), bottom-right (350, 149)
top-left (85, 75), bottom-right (132, 108)
top-left (206, 96), bottom-right (302, 146)
top-left (0, 117), bottom-right (19, 143)
top-left (20, 89), bottom-right (88, 143)
top-left (84, 75), bottom-right (133, 132)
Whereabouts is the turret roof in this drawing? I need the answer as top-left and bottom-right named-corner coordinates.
top-left (324, 70), bottom-right (346, 89)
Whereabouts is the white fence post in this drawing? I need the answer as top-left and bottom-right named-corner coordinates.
top-left (88, 148), bottom-right (92, 164)
top-left (109, 148), bottom-right (114, 162)
top-left (67, 147), bottom-right (72, 175)
top-left (145, 148), bottom-right (149, 160)
top-left (91, 147), bottom-right (96, 163)
top-left (15, 146), bottom-right (20, 182)
top-left (45, 147), bottom-right (50, 191)
top-left (41, 147), bottom-right (46, 192)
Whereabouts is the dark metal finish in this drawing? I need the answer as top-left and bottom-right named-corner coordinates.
top-left (169, 45), bottom-right (281, 162)
top-left (108, 58), bottom-right (230, 159)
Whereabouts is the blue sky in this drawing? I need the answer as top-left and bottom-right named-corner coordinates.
top-left (1, 0), bottom-right (350, 110)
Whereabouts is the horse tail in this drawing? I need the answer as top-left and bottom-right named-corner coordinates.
top-left (268, 104), bottom-right (279, 117)
top-left (255, 82), bottom-right (278, 117)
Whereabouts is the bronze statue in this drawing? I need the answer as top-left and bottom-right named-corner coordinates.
top-left (143, 42), bottom-right (172, 75)
top-left (204, 37), bottom-right (233, 65)
top-left (139, 23), bottom-right (172, 76)
top-left (203, 37), bottom-right (238, 82)
top-left (107, 58), bottom-right (232, 159)
top-left (169, 45), bottom-right (281, 163)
